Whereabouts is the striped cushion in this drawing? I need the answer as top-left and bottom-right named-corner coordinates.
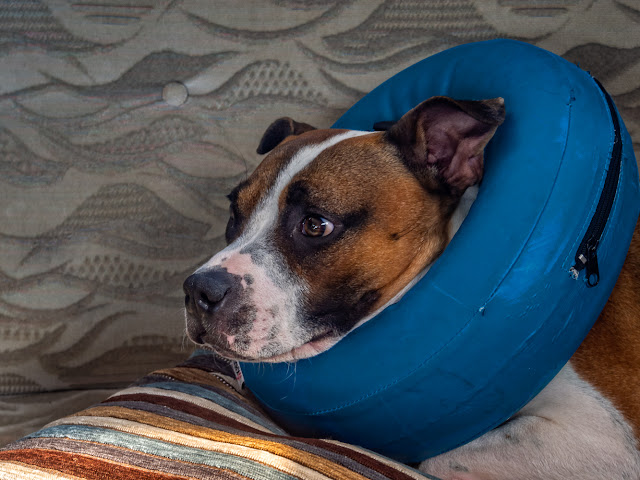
top-left (0, 352), bottom-right (436, 480)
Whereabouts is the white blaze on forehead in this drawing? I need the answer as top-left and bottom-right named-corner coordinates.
top-left (200, 130), bottom-right (372, 270)
top-left (240, 129), bottom-right (372, 246)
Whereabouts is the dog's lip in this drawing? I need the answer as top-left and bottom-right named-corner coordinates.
top-left (195, 344), bottom-right (253, 362)
top-left (202, 329), bottom-right (338, 364)
top-left (307, 329), bottom-right (333, 344)
top-left (250, 330), bottom-right (339, 363)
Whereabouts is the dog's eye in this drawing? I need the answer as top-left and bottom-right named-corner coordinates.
top-left (300, 216), bottom-right (334, 237)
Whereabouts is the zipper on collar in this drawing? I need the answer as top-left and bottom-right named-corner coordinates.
top-left (570, 78), bottom-right (623, 287)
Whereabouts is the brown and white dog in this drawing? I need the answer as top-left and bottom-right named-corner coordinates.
top-left (183, 96), bottom-right (640, 479)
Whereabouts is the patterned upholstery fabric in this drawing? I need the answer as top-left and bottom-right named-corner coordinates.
top-left (1, 0), bottom-right (640, 467)
top-left (0, 352), bottom-right (437, 480)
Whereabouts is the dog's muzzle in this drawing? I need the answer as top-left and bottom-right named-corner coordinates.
top-left (183, 269), bottom-right (236, 344)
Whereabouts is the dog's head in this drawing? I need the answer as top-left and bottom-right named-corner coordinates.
top-left (184, 96), bottom-right (505, 362)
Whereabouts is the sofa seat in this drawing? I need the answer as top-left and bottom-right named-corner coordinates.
top-left (0, 352), bottom-right (436, 480)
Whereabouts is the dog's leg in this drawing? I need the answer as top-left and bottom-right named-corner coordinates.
top-left (418, 364), bottom-right (640, 480)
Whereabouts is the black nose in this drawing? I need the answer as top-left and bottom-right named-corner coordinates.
top-left (183, 270), bottom-right (233, 316)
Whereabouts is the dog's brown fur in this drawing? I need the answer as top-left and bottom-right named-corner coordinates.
top-left (573, 218), bottom-right (640, 440)
top-left (229, 129), bottom-right (347, 234)
top-left (279, 133), bottom-right (452, 312)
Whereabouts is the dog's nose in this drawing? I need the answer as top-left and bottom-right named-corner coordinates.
top-left (183, 271), bottom-right (233, 316)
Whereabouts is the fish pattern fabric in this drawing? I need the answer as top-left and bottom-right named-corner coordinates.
top-left (1, 0), bottom-right (639, 449)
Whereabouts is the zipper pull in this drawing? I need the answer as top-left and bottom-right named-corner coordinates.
top-left (585, 238), bottom-right (600, 287)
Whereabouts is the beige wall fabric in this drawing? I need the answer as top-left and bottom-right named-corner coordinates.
top-left (1, 0), bottom-right (639, 443)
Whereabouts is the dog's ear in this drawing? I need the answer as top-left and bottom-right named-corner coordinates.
top-left (257, 117), bottom-right (317, 154)
top-left (387, 96), bottom-right (505, 196)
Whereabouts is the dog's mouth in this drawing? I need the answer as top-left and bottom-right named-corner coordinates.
top-left (194, 328), bottom-right (340, 364)
top-left (259, 330), bottom-right (340, 363)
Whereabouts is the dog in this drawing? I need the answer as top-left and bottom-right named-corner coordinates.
top-left (183, 96), bottom-right (640, 479)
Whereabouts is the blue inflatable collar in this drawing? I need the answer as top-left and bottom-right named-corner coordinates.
top-left (241, 39), bottom-right (640, 462)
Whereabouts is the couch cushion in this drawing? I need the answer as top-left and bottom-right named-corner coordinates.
top-left (0, 352), bottom-right (436, 480)
top-left (0, 388), bottom-right (119, 447)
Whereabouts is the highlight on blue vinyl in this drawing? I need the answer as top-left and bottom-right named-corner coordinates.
top-left (240, 39), bottom-right (640, 463)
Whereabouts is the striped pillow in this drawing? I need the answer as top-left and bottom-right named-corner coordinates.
top-left (0, 352), bottom-right (437, 480)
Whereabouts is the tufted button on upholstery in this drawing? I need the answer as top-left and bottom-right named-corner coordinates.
top-left (162, 81), bottom-right (188, 106)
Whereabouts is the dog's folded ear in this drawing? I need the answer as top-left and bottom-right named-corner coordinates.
top-left (257, 117), bottom-right (317, 155)
top-left (386, 96), bottom-right (505, 196)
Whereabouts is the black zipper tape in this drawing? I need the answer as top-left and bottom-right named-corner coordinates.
top-left (571, 78), bottom-right (623, 287)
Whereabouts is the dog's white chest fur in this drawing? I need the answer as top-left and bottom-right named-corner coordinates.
top-left (420, 364), bottom-right (640, 479)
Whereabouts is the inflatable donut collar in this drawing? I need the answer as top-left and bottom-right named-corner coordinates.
top-left (241, 39), bottom-right (640, 462)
